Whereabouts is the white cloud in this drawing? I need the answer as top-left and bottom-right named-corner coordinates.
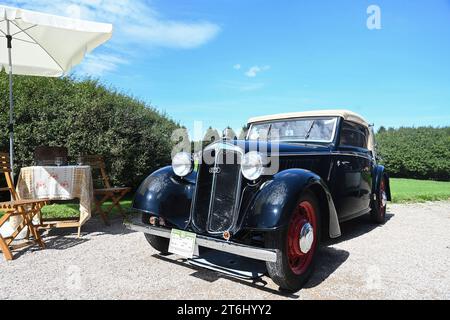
top-left (245, 65), bottom-right (270, 78)
top-left (233, 64), bottom-right (241, 70)
top-left (77, 53), bottom-right (128, 76)
top-left (5, 0), bottom-right (220, 75)
top-left (124, 20), bottom-right (219, 49)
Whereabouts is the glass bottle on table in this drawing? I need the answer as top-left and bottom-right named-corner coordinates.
top-left (55, 157), bottom-right (63, 166)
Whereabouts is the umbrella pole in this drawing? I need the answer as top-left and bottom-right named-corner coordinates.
top-left (6, 20), bottom-right (14, 182)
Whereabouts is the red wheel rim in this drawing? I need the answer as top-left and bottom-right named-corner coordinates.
top-left (287, 201), bottom-right (317, 275)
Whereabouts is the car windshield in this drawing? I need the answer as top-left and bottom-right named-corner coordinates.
top-left (248, 117), bottom-right (338, 142)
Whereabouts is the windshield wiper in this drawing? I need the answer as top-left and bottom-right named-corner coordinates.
top-left (267, 124), bottom-right (273, 141)
top-left (304, 120), bottom-right (316, 140)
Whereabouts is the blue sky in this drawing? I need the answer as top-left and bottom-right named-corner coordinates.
top-left (5, 0), bottom-right (450, 136)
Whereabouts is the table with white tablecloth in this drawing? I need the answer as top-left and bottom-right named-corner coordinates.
top-left (15, 166), bottom-right (94, 236)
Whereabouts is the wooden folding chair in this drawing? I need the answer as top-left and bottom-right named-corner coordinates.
top-left (79, 155), bottom-right (131, 225)
top-left (0, 152), bottom-right (48, 261)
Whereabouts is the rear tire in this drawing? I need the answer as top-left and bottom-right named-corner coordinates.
top-left (265, 192), bottom-right (321, 292)
top-left (144, 234), bottom-right (170, 254)
top-left (371, 176), bottom-right (387, 224)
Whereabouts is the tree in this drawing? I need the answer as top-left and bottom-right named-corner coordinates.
top-left (377, 126), bottom-right (386, 134)
top-left (238, 125), bottom-right (249, 139)
top-left (376, 126), bottom-right (450, 181)
top-left (203, 126), bottom-right (220, 147)
top-left (223, 126), bottom-right (237, 140)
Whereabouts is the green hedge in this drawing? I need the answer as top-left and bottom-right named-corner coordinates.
top-left (376, 126), bottom-right (450, 181)
top-left (0, 74), bottom-right (180, 189)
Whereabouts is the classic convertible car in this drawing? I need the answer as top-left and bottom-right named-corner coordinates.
top-left (125, 110), bottom-right (391, 291)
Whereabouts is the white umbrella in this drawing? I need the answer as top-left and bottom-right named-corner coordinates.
top-left (0, 5), bottom-right (113, 173)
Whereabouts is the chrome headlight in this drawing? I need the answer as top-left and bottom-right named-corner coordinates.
top-left (172, 152), bottom-right (192, 177)
top-left (241, 151), bottom-right (263, 180)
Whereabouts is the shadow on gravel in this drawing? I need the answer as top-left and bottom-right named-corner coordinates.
top-left (138, 211), bottom-right (395, 297)
top-left (303, 246), bottom-right (349, 289)
top-left (6, 242), bottom-right (47, 259)
top-left (80, 217), bottom-right (136, 237)
top-left (152, 253), bottom-right (300, 299)
top-left (324, 212), bottom-right (394, 246)
top-left (42, 233), bottom-right (89, 250)
top-left (301, 212), bottom-right (395, 288)
top-left (30, 216), bottom-right (136, 252)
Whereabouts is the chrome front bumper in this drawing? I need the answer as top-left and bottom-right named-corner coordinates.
top-left (124, 220), bottom-right (278, 263)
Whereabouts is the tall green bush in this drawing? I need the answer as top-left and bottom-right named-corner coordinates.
top-left (376, 126), bottom-right (450, 181)
top-left (0, 74), bottom-right (180, 189)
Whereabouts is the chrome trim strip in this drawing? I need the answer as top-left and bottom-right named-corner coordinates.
top-left (204, 141), bottom-right (244, 153)
top-left (125, 221), bottom-right (278, 263)
top-left (206, 148), bottom-right (220, 229)
top-left (273, 152), bottom-right (372, 161)
top-left (327, 160), bottom-right (334, 182)
top-left (188, 160), bottom-right (201, 231)
top-left (331, 151), bottom-right (372, 160)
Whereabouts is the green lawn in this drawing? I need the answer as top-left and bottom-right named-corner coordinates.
top-left (41, 199), bottom-right (133, 220)
top-left (390, 178), bottom-right (450, 203)
top-left (2, 179), bottom-right (449, 219)
top-left (40, 178), bottom-right (446, 217)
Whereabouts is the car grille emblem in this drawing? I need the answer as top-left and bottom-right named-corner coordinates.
top-left (209, 167), bottom-right (221, 174)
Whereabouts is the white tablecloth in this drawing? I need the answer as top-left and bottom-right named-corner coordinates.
top-left (16, 166), bottom-right (94, 225)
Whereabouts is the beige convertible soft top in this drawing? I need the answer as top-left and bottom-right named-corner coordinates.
top-left (248, 109), bottom-right (369, 127)
top-left (247, 109), bottom-right (375, 152)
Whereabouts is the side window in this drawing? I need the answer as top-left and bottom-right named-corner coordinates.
top-left (340, 121), bottom-right (368, 149)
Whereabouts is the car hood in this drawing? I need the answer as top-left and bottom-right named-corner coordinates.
top-left (205, 140), bottom-right (332, 155)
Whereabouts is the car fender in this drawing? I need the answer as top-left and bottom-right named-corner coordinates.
top-left (243, 169), bottom-right (341, 238)
top-left (132, 166), bottom-right (196, 229)
top-left (372, 165), bottom-right (392, 201)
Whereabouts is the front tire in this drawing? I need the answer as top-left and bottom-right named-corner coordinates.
top-left (265, 192), bottom-right (321, 292)
top-left (371, 176), bottom-right (387, 224)
top-left (144, 234), bottom-right (170, 254)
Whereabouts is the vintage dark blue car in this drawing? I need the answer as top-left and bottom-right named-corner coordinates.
top-left (125, 110), bottom-right (391, 291)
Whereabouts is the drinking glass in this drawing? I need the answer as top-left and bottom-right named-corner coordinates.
top-left (55, 157), bottom-right (63, 166)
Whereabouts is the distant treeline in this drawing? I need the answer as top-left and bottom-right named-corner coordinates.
top-left (190, 125), bottom-right (450, 181)
top-left (376, 126), bottom-right (450, 181)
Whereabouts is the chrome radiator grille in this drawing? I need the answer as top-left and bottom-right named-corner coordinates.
top-left (192, 145), bottom-right (242, 233)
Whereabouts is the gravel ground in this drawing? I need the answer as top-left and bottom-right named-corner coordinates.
top-left (1, 201), bottom-right (449, 300)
